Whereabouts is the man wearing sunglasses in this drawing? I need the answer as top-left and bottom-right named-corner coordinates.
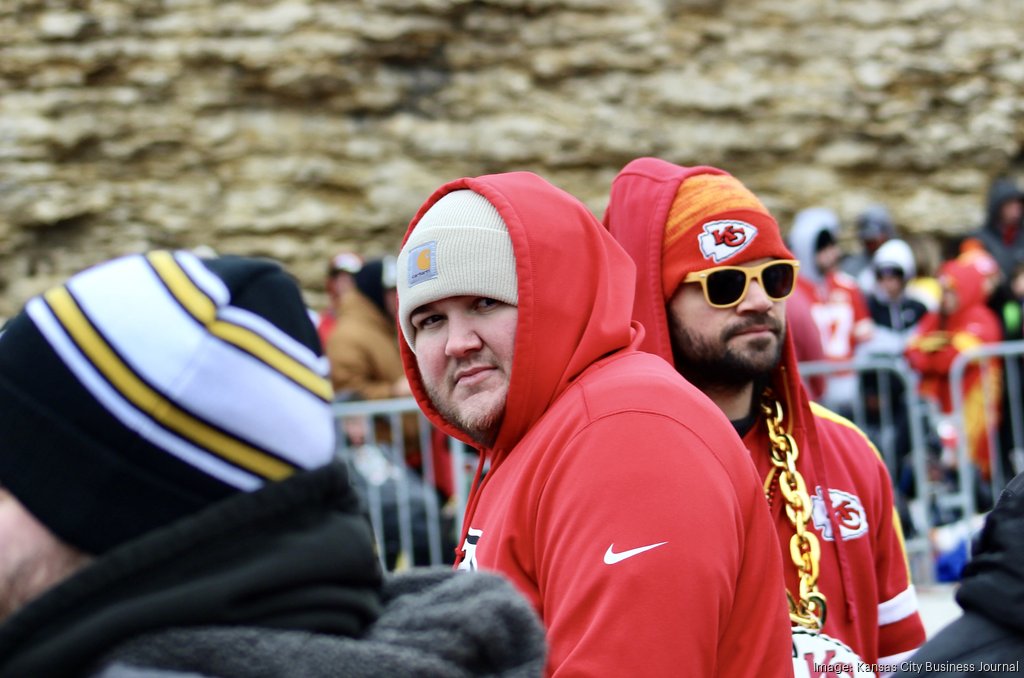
top-left (604, 158), bottom-right (926, 675)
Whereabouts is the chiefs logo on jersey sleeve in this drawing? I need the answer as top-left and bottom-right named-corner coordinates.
top-left (810, 487), bottom-right (868, 541)
top-left (698, 219), bottom-right (758, 263)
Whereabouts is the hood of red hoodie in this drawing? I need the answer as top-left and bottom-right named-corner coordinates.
top-left (601, 158), bottom-right (728, 363)
top-left (939, 258), bottom-right (986, 324)
top-left (398, 172), bottom-right (638, 458)
top-left (603, 157), bottom-right (809, 418)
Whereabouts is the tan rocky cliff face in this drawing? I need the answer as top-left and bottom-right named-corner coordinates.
top-left (2, 0), bottom-right (1022, 316)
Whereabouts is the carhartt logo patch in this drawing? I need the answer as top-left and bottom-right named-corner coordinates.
top-left (407, 241), bottom-right (438, 287)
top-left (698, 219), bottom-right (758, 263)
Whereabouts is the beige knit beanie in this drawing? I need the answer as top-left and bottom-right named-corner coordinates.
top-left (397, 190), bottom-right (519, 350)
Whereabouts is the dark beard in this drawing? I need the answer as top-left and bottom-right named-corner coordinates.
top-left (669, 312), bottom-right (784, 392)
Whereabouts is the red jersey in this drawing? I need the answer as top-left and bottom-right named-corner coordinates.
top-left (796, 272), bottom-right (874, 362)
top-left (744, 400), bottom-right (926, 666)
top-left (604, 157), bottom-right (926, 668)
top-left (399, 172), bottom-right (793, 677)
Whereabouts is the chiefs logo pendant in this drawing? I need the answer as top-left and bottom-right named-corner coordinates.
top-left (697, 219), bottom-right (758, 263)
top-left (792, 628), bottom-right (872, 677)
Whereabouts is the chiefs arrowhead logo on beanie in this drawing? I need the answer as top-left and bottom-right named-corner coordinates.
top-left (0, 251), bottom-right (335, 554)
top-left (661, 172), bottom-right (795, 299)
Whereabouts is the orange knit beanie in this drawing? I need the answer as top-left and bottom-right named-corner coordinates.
top-left (661, 172), bottom-right (795, 299)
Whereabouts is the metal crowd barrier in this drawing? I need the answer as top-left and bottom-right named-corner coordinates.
top-left (331, 397), bottom-right (473, 571)
top-left (333, 342), bottom-right (1024, 581)
top-left (948, 340), bottom-right (1024, 517)
top-left (797, 356), bottom-right (935, 581)
top-left (802, 343), bottom-right (1024, 584)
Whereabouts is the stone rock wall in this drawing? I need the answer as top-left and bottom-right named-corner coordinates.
top-left (2, 0), bottom-right (1022, 315)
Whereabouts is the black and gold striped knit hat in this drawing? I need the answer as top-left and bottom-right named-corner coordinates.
top-left (0, 250), bottom-right (336, 554)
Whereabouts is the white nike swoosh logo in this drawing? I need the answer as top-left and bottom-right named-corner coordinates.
top-left (603, 541), bottom-right (668, 565)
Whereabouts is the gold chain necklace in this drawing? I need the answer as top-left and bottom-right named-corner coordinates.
top-left (760, 388), bottom-right (827, 630)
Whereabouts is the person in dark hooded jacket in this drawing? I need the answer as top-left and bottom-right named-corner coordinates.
top-left (857, 239), bottom-right (928, 470)
top-left (0, 251), bottom-right (546, 678)
top-left (893, 471), bottom-right (1024, 677)
top-left (969, 177), bottom-right (1024, 283)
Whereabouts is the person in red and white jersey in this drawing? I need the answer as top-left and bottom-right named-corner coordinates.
top-left (605, 158), bottom-right (926, 675)
top-left (789, 207), bottom-right (875, 416)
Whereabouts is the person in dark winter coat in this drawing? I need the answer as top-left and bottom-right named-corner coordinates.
top-left (855, 239), bottom-right (929, 534)
top-left (862, 240), bottom-right (929, 352)
top-left (841, 204), bottom-right (897, 294)
top-left (0, 251), bottom-right (545, 678)
top-left (969, 177), bottom-right (1024, 283)
top-left (893, 470), bottom-right (1024, 677)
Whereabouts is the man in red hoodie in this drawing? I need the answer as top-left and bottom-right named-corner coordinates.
top-left (395, 172), bottom-right (792, 676)
top-left (604, 158), bottom-right (926, 675)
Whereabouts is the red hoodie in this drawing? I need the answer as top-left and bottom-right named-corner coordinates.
top-left (906, 258), bottom-right (1003, 480)
top-left (399, 172), bottom-right (792, 677)
top-left (604, 158), bottom-right (926, 669)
